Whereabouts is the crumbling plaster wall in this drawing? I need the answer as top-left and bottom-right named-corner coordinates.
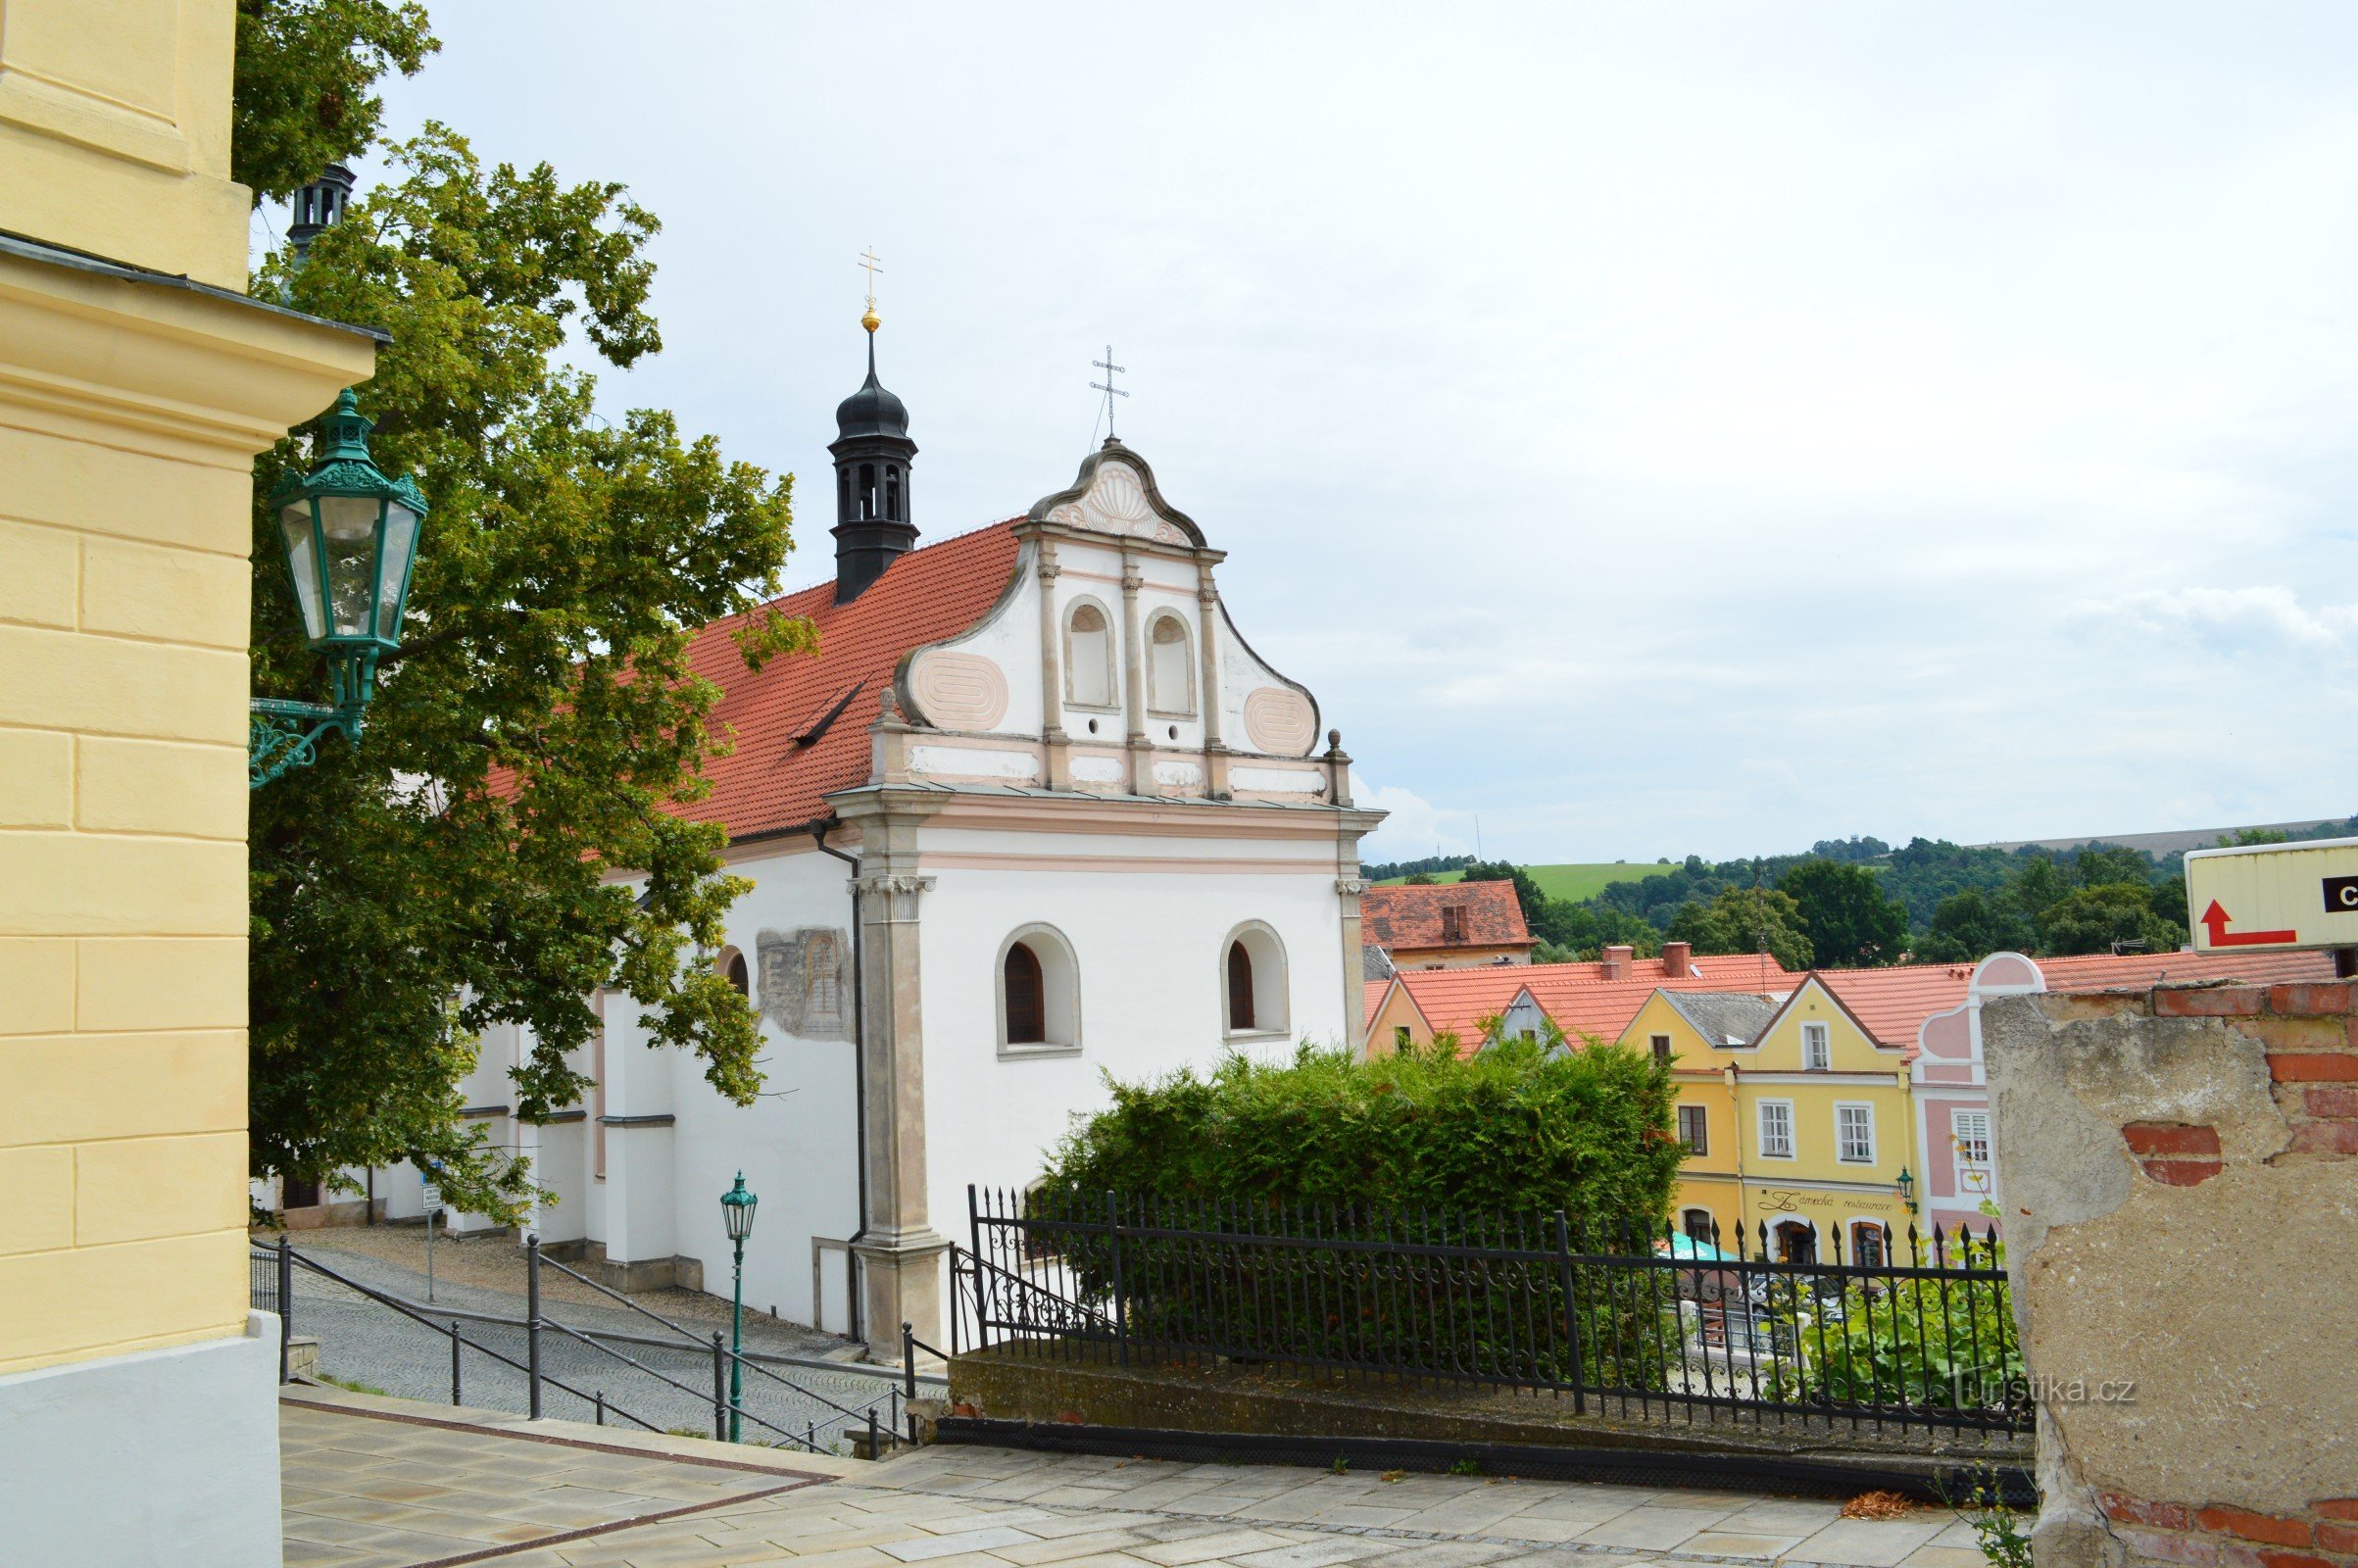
top-left (1985, 983), bottom-right (2358, 1568)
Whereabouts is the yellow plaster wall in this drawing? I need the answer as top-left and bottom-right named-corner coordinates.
top-left (0, 0), bottom-right (376, 1377)
top-left (0, 0), bottom-right (251, 287)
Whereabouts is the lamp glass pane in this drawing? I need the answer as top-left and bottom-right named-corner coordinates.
top-left (278, 502), bottom-right (325, 642)
top-left (318, 495), bottom-right (380, 639)
top-left (374, 503), bottom-right (419, 642)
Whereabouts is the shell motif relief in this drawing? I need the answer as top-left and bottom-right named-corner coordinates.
top-left (907, 651), bottom-right (1009, 730)
top-left (1242, 687), bottom-right (1316, 756)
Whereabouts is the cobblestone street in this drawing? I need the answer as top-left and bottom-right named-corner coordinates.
top-left (280, 1388), bottom-right (2008, 1568)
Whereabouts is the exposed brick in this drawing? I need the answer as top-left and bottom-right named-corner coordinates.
top-left (2144, 1158), bottom-right (2225, 1186)
top-left (2315, 1501), bottom-right (2358, 1522)
top-left (2105, 1494), bottom-right (2196, 1531)
top-left (2270, 1054), bottom-right (2358, 1083)
top-left (2243, 1015), bottom-right (2350, 1054)
top-left (2272, 983), bottom-right (2356, 1015)
top-left (2197, 1507), bottom-right (2314, 1547)
top-left (2126, 1122), bottom-right (2223, 1156)
top-left (2288, 1123), bottom-right (2358, 1156)
top-left (2122, 1526), bottom-right (2222, 1566)
top-left (2307, 1086), bottom-right (2358, 1119)
top-left (2316, 1523), bottom-right (2358, 1555)
top-left (2157, 986), bottom-right (2271, 1017)
top-left (2256, 1554), bottom-right (2333, 1568)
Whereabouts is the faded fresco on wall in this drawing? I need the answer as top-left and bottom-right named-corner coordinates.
top-left (757, 927), bottom-right (850, 1040)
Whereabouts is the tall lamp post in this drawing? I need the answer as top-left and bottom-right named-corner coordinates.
top-left (251, 388), bottom-right (427, 788)
top-left (719, 1172), bottom-right (758, 1442)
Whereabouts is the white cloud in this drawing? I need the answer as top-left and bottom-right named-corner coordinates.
top-left (1352, 781), bottom-right (1469, 866)
top-left (2072, 586), bottom-right (2358, 652)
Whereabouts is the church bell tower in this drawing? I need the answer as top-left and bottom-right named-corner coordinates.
top-left (830, 272), bottom-right (917, 604)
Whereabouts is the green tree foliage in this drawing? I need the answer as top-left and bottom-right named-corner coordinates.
top-left (1040, 1037), bottom-right (1684, 1222)
top-left (246, 116), bottom-right (803, 1216)
top-left (233, 1), bottom-right (437, 203)
top-left (1779, 1230), bottom-right (2023, 1414)
top-left (1662, 887), bottom-right (1813, 971)
top-left (1777, 859), bottom-right (1910, 967)
top-left (2036, 883), bottom-right (2187, 956)
top-left (1917, 888), bottom-right (2037, 964)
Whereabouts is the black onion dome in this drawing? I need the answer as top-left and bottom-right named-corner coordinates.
top-left (834, 340), bottom-right (909, 440)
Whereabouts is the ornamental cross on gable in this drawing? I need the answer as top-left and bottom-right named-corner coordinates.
top-left (1091, 345), bottom-right (1128, 438)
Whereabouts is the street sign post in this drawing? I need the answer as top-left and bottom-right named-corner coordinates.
top-left (421, 1175), bottom-right (443, 1302)
top-left (2184, 836), bottom-right (2358, 968)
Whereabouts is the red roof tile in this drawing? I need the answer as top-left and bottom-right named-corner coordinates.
top-left (678, 522), bottom-right (1021, 839)
top-left (1360, 882), bottom-right (1532, 952)
top-left (1814, 948), bottom-right (2339, 1051)
top-left (1387, 958), bottom-right (1793, 1054)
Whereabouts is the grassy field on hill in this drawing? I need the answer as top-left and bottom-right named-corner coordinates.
top-left (1373, 863), bottom-right (1670, 903)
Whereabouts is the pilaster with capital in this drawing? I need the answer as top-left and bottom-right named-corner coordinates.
top-left (828, 789), bottom-right (950, 1360)
top-left (1195, 566), bottom-right (1230, 799)
top-left (1035, 539), bottom-right (1070, 789)
top-left (1119, 553), bottom-right (1153, 794)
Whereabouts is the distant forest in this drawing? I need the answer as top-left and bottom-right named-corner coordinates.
top-left (1365, 818), bottom-right (2358, 968)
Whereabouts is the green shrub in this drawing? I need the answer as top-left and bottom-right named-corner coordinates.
top-left (1019, 1035), bottom-right (1685, 1388)
top-left (1037, 1034), bottom-right (1682, 1219)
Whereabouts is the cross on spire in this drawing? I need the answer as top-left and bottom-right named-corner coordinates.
top-left (859, 246), bottom-right (884, 332)
top-left (1091, 345), bottom-right (1128, 438)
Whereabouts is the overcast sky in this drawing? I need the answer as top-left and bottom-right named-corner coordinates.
top-left (336, 3), bottom-right (2358, 864)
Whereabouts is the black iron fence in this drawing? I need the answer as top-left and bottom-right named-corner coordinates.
top-left (965, 1187), bottom-right (2028, 1442)
top-left (251, 1235), bottom-right (926, 1454)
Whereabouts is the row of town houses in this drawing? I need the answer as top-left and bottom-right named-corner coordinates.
top-left (1358, 879), bottom-right (2331, 1258)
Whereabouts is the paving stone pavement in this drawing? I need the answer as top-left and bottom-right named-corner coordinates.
top-left (279, 1390), bottom-right (2008, 1568)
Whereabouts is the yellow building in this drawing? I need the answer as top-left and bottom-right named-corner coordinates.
top-left (1623, 977), bottom-right (1917, 1266)
top-left (0, 3), bottom-right (377, 1559)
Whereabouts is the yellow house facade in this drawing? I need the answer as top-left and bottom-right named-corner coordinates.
top-left (1623, 978), bottom-right (1918, 1266)
top-left (0, 3), bottom-right (377, 1560)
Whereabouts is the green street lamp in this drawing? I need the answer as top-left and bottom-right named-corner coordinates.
top-left (719, 1172), bottom-right (759, 1442)
top-left (251, 388), bottom-right (427, 788)
top-left (1895, 1166), bottom-right (1917, 1215)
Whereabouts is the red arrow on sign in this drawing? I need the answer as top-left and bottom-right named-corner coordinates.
top-left (2199, 901), bottom-right (2299, 948)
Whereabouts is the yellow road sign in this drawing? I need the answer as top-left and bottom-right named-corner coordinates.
top-left (2183, 836), bottom-right (2358, 953)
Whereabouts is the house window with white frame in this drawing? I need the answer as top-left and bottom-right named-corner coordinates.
top-left (1801, 1021), bottom-right (1831, 1071)
top-left (1953, 1108), bottom-right (1992, 1190)
top-left (1757, 1100), bottom-right (1794, 1159)
top-left (1837, 1102), bottom-right (1875, 1163)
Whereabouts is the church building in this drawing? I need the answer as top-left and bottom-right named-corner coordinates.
top-left (376, 314), bottom-right (1383, 1358)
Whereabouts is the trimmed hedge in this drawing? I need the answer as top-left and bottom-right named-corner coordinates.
top-left (1037, 1036), bottom-right (1682, 1223)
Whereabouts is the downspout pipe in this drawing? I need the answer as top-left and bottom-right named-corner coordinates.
top-left (810, 816), bottom-right (867, 1343)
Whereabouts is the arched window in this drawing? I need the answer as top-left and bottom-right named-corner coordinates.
top-left (885, 466), bottom-right (901, 521)
top-left (1774, 1220), bottom-right (1816, 1265)
top-left (1682, 1207), bottom-right (1717, 1245)
top-left (859, 462), bottom-right (877, 520)
top-left (1065, 602), bottom-right (1114, 709)
top-left (838, 467), bottom-right (851, 519)
top-left (1004, 944), bottom-right (1045, 1044)
top-left (998, 924), bottom-right (1081, 1055)
top-left (718, 947), bottom-right (749, 997)
top-left (1848, 1220), bottom-right (1888, 1268)
top-left (1220, 921), bottom-right (1289, 1038)
top-left (1148, 613), bottom-right (1193, 716)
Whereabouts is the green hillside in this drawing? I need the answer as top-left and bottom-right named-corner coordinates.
top-left (1375, 862), bottom-right (1669, 903)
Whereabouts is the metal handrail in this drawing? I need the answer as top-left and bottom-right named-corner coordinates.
top-left (535, 1247), bottom-right (906, 1425)
top-left (272, 1244), bottom-right (667, 1434)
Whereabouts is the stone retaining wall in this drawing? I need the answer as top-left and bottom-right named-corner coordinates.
top-left (1984, 980), bottom-right (2358, 1568)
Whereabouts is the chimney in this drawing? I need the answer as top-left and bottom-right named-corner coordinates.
top-left (1661, 940), bottom-right (1693, 980)
top-left (1600, 943), bottom-right (1634, 981)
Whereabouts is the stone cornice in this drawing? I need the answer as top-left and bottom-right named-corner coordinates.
top-left (0, 239), bottom-right (377, 466)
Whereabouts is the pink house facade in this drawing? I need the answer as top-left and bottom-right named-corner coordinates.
top-left (1912, 953), bottom-right (2046, 1240)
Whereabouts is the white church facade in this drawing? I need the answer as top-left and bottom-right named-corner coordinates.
top-left (341, 323), bottom-right (1383, 1358)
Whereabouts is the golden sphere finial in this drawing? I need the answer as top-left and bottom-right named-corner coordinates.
top-left (860, 307), bottom-right (881, 334)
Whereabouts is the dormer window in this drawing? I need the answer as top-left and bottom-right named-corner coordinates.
top-left (1440, 905), bottom-right (1467, 942)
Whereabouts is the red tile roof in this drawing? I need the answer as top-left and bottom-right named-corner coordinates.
top-left (1813, 948), bottom-right (2338, 1051)
top-left (678, 522), bottom-right (1021, 839)
top-left (1364, 978), bottom-right (1392, 1028)
top-left (1386, 958), bottom-right (1794, 1054)
top-left (1360, 881), bottom-right (1532, 953)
